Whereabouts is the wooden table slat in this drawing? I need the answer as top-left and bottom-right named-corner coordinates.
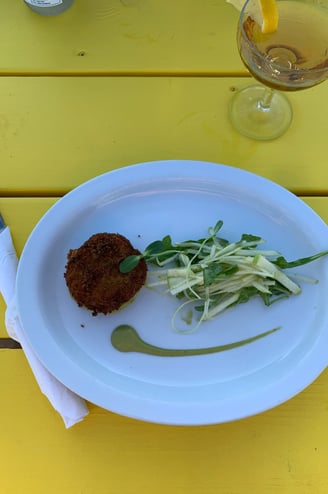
top-left (1, 0), bottom-right (243, 75)
top-left (0, 77), bottom-right (327, 196)
top-left (0, 348), bottom-right (328, 493)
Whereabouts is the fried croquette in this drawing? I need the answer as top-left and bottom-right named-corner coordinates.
top-left (64, 233), bottom-right (147, 315)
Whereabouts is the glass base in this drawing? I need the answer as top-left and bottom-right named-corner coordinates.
top-left (229, 85), bottom-right (293, 141)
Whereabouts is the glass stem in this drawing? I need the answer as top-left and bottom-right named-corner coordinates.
top-left (258, 88), bottom-right (275, 111)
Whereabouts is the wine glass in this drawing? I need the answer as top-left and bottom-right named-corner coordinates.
top-left (229, 0), bottom-right (328, 140)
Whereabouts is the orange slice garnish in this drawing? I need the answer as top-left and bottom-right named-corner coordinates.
top-left (258, 0), bottom-right (279, 33)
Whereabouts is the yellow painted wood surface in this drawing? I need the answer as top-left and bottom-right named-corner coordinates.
top-left (0, 188), bottom-right (328, 494)
top-left (1, 1), bottom-right (328, 492)
top-left (0, 76), bottom-right (327, 195)
top-left (1, 0), bottom-right (242, 75)
top-left (0, 351), bottom-right (328, 494)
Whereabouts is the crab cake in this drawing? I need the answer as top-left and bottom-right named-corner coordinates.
top-left (64, 233), bottom-right (147, 315)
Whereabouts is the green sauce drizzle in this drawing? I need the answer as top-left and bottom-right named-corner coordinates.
top-left (111, 324), bottom-right (281, 357)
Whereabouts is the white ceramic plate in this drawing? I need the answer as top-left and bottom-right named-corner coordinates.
top-left (16, 160), bottom-right (328, 424)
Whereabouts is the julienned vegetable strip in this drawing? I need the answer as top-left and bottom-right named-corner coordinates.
top-left (119, 220), bottom-right (328, 333)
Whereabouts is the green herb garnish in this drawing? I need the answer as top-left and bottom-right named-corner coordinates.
top-left (119, 220), bottom-right (328, 333)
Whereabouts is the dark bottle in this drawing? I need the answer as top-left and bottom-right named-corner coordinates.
top-left (24, 0), bottom-right (74, 16)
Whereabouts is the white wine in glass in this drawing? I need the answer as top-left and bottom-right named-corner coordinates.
top-left (230, 0), bottom-right (328, 140)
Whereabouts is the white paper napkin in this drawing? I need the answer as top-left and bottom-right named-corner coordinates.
top-left (0, 225), bottom-right (89, 428)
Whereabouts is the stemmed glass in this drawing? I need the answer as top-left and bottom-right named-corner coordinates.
top-left (229, 0), bottom-right (328, 140)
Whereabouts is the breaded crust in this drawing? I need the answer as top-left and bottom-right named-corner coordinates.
top-left (64, 233), bottom-right (147, 315)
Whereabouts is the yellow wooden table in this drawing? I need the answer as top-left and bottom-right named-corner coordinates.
top-left (1, 1), bottom-right (328, 492)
